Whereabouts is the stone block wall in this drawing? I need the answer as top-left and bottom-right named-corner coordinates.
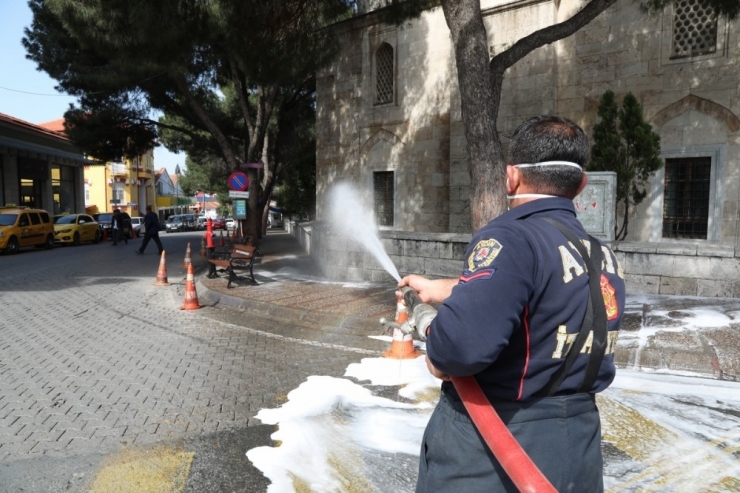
top-left (289, 221), bottom-right (740, 298)
top-left (615, 242), bottom-right (740, 298)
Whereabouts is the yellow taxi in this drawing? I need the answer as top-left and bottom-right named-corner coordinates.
top-left (0, 206), bottom-right (55, 254)
top-left (53, 213), bottom-right (101, 245)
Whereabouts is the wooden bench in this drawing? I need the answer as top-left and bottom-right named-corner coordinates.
top-left (208, 243), bottom-right (259, 288)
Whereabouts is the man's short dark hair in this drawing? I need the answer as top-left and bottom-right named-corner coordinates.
top-left (508, 115), bottom-right (589, 198)
top-left (146, 205), bottom-right (152, 212)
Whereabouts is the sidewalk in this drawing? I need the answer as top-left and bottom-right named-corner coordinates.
top-left (197, 230), bottom-right (398, 334)
top-left (197, 230), bottom-right (740, 381)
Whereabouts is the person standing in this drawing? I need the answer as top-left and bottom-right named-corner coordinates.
top-left (111, 209), bottom-right (127, 245)
top-left (136, 205), bottom-right (163, 255)
top-left (399, 115), bottom-right (625, 492)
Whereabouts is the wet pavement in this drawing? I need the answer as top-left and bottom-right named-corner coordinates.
top-left (200, 230), bottom-right (740, 382)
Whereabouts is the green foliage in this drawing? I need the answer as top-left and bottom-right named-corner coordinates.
top-left (178, 156), bottom-right (230, 202)
top-left (588, 90), bottom-right (663, 240)
top-left (23, 0), bottom-right (354, 240)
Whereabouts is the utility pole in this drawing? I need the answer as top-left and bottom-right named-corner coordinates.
top-left (174, 164), bottom-right (181, 215)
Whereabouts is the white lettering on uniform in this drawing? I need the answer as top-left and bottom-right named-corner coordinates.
top-left (601, 246), bottom-right (615, 274)
top-left (551, 326), bottom-right (619, 359)
top-left (559, 243), bottom-right (585, 283)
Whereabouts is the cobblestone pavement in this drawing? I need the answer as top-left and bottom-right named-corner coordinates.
top-left (0, 231), bottom-right (396, 492)
top-left (3, 230), bottom-right (739, 492)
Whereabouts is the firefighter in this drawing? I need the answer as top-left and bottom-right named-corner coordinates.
top-left (400, 116), bottom-right (625, 492)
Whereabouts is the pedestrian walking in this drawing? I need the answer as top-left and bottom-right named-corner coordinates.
top-left (111, 209), bottom-right (127, 245)
top-left (136, 205), bottom-right (163, 255)
top-left (399, 115), bottom-right (626, 492)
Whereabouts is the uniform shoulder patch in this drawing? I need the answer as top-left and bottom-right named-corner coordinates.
top-left (467, 239), bottom-right (503, 273)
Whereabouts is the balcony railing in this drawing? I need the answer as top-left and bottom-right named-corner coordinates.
top-left (110, 163), bottom-right (128, 175)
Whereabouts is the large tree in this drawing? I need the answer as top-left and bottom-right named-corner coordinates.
top-left (375, 0), bottom-right (740, 231)
top-left (23, 0), bottom-right (358, 243)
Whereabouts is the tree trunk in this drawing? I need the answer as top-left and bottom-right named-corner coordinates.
top-left (440, 0), bottom-right (618, 231)
top-left (441, 0), bottom-right (506, 231)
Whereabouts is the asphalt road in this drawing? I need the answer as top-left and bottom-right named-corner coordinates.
top-left (0, 231), bottom-right (372, 493)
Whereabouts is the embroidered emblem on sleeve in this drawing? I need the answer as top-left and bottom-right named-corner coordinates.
top-left (601, 274), bottom-right (619, 320)
top-left (467, 239), bottom-right (503, 272)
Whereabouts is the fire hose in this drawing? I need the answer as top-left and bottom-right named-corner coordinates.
top-left (399, 287), bottom-right (557, 493)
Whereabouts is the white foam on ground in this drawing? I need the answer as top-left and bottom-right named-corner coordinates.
top-left (246, 298), bottom-right (740, 492)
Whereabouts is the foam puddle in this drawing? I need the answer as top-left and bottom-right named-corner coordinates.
top-left (247, 300), bottom-right (740, 492)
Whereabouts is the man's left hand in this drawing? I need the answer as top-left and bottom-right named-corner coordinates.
top-left (426, 356), bottom-right (450, 381)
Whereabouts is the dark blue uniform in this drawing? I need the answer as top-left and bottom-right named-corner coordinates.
top-left (418, 197), bottom-right (625, 492)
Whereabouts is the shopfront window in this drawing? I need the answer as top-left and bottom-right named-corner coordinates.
top-left (52, 165), bottom-right (76, 214)
top-left (20, 179), bottom-right (41, 208)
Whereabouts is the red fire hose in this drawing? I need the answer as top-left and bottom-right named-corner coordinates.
top-left (451, 376), bottom-right (557, 493)
top-left (401, 288), bottom-right (556, 493)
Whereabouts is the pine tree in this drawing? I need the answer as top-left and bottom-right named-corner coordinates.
top-left (588, 91), bottom-right (663, 240)
top-left (23, 0), bottom-right (353, 243)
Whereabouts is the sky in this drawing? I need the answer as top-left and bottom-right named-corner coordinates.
top-left (245, 295), bottom-right (740, 492)
top-left (0, 1), bottom-right (183, 176)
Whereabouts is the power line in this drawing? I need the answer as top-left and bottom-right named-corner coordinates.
top-left (0, 85), bottom-right (73, 97)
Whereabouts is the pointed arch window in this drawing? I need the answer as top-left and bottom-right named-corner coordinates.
top-left (375, 43), bottom-right (394, 105)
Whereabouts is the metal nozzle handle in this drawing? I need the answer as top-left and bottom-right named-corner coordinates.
top-left (400, 286), bottom-right (424, 312)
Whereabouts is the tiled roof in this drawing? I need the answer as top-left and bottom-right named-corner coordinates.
top-left (0, 112), bottom-right (71, 142)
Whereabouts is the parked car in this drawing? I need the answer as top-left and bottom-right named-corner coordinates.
top-left (165, 214), bottom-right (188, 233)
top-left (225, 217), bottom-right (236, 230)
top-left (196, 216), bottom-right (207, 230)
top-left (93, 211), bottom-right (133, 240)
top-left (211, 217), bottom-right (226, 230)
top-left (0, 206), bottom-right (55, 254)
top-left (130, 216), bottom-right (144, 235)
top-left (183, 213), bottom-right (196, 231)
top-left (53, 214), bottom-right (101, 245)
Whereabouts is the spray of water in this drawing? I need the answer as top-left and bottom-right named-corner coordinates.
top-left (328, 182), bottom-right (401, 282)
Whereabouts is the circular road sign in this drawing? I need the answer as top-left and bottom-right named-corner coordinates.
top-left (228, 171), bottom-right (249, 191)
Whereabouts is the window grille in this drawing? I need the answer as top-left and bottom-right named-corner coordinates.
top-left (671, 0), bottom-right (718, 58)
top-left (662, 157), bottom-right (710, 239)
top-left (375, 43), bottom-right (394, 104)
top-left (373, 171), bottom-right (394, 227)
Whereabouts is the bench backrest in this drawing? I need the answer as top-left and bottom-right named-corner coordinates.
top-left (231, 244), bottom-right (255, 259)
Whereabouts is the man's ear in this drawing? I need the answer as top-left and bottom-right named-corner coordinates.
top-left (575, 172), bottom-right (588, 196)
top-left (506, 165), bottom-right (520, 193)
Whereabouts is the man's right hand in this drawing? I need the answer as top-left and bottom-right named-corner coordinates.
top-left (397, 275), bottom-right (458, 304)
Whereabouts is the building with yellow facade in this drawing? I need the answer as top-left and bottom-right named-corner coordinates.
top-left (83, 150), bottom-right (156, 219)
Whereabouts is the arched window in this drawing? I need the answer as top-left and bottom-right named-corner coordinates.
top-left (375, 43), bottom-right (394, 105)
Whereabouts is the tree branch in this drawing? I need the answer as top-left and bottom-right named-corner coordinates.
top-left (490, 0), bottom-right (617, 76)
top-left (172, 72), bottom-right (239, 168)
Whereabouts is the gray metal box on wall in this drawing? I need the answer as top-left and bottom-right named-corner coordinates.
top-left (574, 172), bottom-right (616, 241)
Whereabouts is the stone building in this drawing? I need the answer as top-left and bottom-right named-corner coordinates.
top-left (310, 0), bottom-right (740, 296)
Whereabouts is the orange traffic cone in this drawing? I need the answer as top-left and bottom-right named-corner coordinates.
top-left (219, 230), bottom-right (225, 247)
top-left (183, 242), bottom-right (192, 270)
top-left (180, 263), bottom-right (200, 310)
top-left (154, 250), bottom-right (170, 286)
top-left (102, 229), bottom-right (108, 242)
top-left (199, 236), bottom-right (206, 258)
top-left (383, 295), bottom-right (423, 359)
